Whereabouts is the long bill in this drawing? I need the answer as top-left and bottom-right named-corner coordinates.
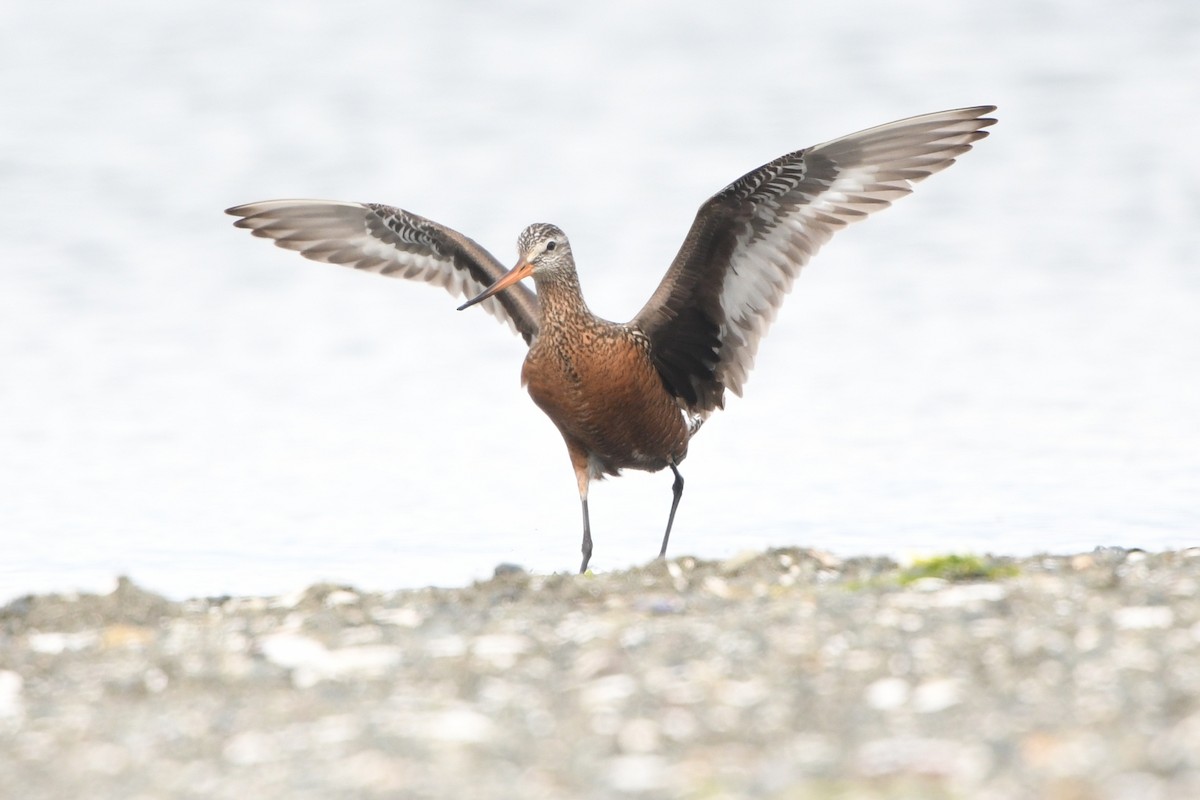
top-left (457, 259), bottom-right (534, 311)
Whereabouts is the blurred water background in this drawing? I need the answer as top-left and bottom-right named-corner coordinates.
top-left (2, 0), bottom-right (1197, 600)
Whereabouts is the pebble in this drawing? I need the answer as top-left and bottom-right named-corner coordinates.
top-left (912, 678), bottom-right (962, 713)
top-left (1115, 605), bottom-right (1175, 630)
top-left (0, 671), bottom-right (23, 722)
top-left (424, 708), bottom-right (494, 743)
top-left (606, 754), bottom-right (668, 792)
top-left (865, 677), bottom-right (910, 710)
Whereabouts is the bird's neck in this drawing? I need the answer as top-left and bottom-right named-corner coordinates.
top-left (534, 270), bottom-right (595, 331)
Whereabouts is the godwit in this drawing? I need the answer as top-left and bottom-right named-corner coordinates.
top-left (227, 105), bottom-right (996, 573)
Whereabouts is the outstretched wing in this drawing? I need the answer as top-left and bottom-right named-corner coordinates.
top-left (226, 200), bottom-right (540, 344)
top-left (633, 105), bottom-right (997, 415)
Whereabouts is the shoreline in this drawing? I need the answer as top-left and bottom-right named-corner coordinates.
top-left (3, 546), bottom-right (1199, 798)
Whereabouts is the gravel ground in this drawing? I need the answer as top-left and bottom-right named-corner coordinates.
top-left (2, 547), bottom-right (1200, 799)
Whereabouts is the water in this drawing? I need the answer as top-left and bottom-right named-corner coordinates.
top-left (2, 1), bottom-right (1198, 600)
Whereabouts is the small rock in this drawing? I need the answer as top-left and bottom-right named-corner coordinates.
top-left (636, 596), bottom-right (685, 614)
top-left (259, 633), bottom-right (329, 670)
top-left (865, 677), bottom-right (910, 710)
top-left (223, 731), bottom-right (275, 765)
top-left (719, 550), bottom-right (759, 574)
top-left (810, 549), bottom-right (843, 570)
top-left (606, 755), bottom-right (667, 793)
top-left (913, 678), bottom-right (962, 713)
top-left (617, 718), bottom-right (661, 753)
top-left (471, 634), bottom-right (530, 669)
top-left (79, 742), bottom-right (131, 776)
top-left (910, 577), bottom-right (949, 592)
top-left (580, 674), bottom-right (637, 710)
top-left (143, 667), bottom-right (169, 694)
top-left (703, 576), bottom-right (732, 598)
top-left (323, 590), bottom-right (360, 608)
top-left (27, 631), bottom-right (98, 654)
top-left (426, 708), bottom-right (494, 743)
top-left (372, 607), bottom-right (423, 628)
top-left (1070, 554), bottom-right (1096, 570)
top-left (102, 624), bottom-right (155, 648)
top-left (1114, 606), bottom-right (1174, 630)
top-left (716, 679), bottom-right (767, 709)
top-left (0, 670), bottom-right (24, 722)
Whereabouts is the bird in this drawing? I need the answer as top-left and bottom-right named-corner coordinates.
top-left (226, 105), bottom-right (996, 574)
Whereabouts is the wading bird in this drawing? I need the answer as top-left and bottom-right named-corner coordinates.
top-left (227, 105), bottom-right (996, 573)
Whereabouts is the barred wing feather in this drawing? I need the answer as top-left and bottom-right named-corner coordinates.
top-left (226, 200), bottom-right (540, 344)
top-left (633, 106), bottom-right (997, 415)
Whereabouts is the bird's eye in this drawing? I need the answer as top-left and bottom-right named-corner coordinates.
top-left (545, 241), bottom-right (557, 252)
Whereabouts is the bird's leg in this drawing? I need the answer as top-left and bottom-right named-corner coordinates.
top-left (659, 463), bottom-right (684, 559)
top-left (570, 448), bottom-right (594, 573)
top-left (579, 496), bottom-right (593, 574)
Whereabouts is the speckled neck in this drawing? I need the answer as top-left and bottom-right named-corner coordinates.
top-left (533, 267), bottom-right (596, 332)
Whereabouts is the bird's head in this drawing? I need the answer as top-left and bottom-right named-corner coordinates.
top-left (516, 223), bottom-right (573, 276)
top-left (458, 223), bottom-right (573, 310)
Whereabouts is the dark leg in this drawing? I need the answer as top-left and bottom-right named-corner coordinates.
top-left (579, 497), bottom-right (593, 573)
top-left (658, 463), bottom-right (684, 559)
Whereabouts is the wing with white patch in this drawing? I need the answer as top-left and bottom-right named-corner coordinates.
top-left (226, 200), bottom-right (539, 344)
top-left (633, 106), bottom-right (997, 415)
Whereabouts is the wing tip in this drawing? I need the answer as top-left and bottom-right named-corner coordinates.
top-left (962, 105), bottom-right (999, 133)
top-left (223, 199), bottom-right (371, 221)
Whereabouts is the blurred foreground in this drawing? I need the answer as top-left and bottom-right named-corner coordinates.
top-left (3, 547), bottom-right (1199, 799)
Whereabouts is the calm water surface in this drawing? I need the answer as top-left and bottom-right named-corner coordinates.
top-left (2, 1), bottom-right (1198, 599)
